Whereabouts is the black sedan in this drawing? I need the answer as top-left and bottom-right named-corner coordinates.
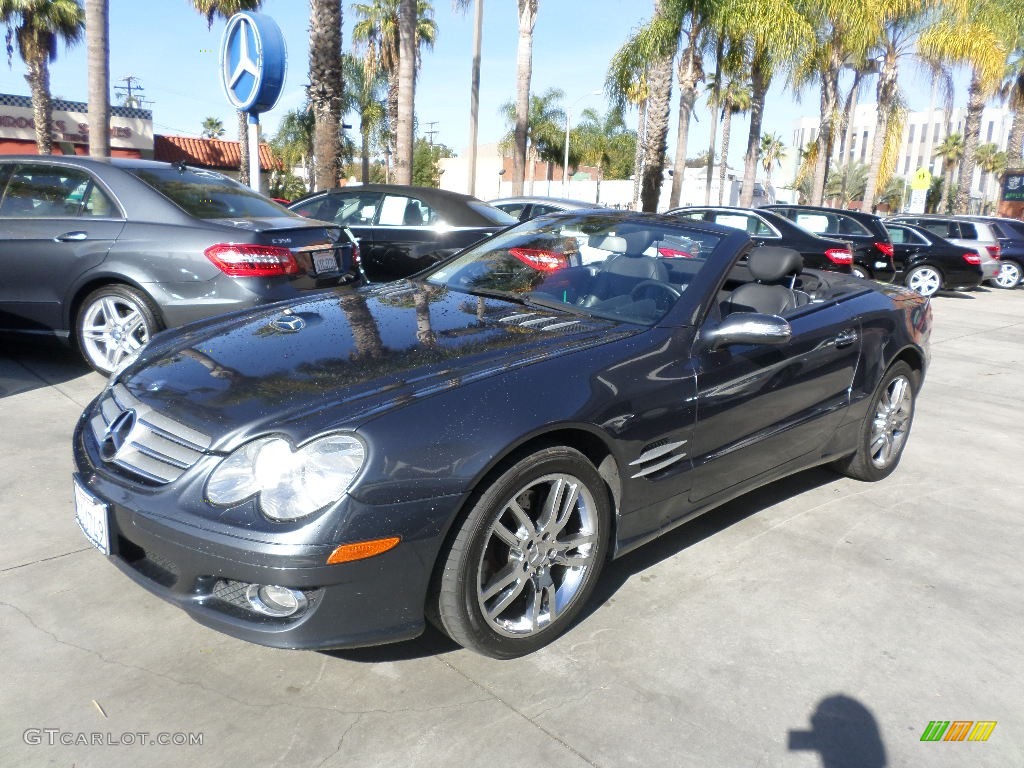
top-left (72, 211), bottom-right (930, 658)
top-left (764, 204), bottom-right (897, 282)
top-left (667, 206), bottom-right (855, 274)
top-left (490, 195), bottom-right (604, 222)
top-left (289, 184), bottom-right (515, 280)
top-left (885, 222), bottom-right (984, 296)
top-left (0, 156), bottom-right (363, 374)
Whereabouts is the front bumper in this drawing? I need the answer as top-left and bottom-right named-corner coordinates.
top-left (73, 419), bottom-right (459, 650)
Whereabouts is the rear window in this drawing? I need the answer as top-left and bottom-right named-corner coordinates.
top-left (794, 211), bottom-right (871, 236)
top-left (956, 222), bottom-right (979, 239)
top-left (128, 166), bottom-right (293, 219)
top-left (466, 201), bottom-right (517, 226)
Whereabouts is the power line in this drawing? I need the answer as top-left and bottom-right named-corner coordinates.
top-left (114, 76), bottom-right (152, 109)
top-left (424, 121), bottom-right (439, 146)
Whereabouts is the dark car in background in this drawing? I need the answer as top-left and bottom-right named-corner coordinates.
top-left (764, 204), bottom-right (896, 282)
top-left (884, 222), bottom-right (984, 296)
top-left (489, 196), bottom-right (604, 222)
top-left (289, 184), bottom-right (515, 280)
top-left (887, 214), bottom-right (1001, 284)
top-left (958, 215), bottom-right (1024, 289)
top-left (666, 206), bottom-right (855, 273)
top-left (0, 156), bottom-right (362, 374)
top-left (73, 210), bottom-right (930, 658)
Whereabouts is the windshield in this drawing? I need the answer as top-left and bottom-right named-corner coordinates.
top-left (425, 213), bottom-right (727, 325)
top-left (129, 166), bottom-right (295, 220)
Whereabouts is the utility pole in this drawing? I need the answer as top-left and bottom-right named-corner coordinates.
top-left (424, 121), bottom-right (439, 146)
top-left (115, 76), bottom-right (145, 108)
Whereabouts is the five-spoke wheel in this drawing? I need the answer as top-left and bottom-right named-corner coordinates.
top-left (434, 447), bottom-right (610, 658)
top-left (76, 285), bottom-right (161, 375)
top-left (905, 265), bottom-right (942, 297)
top-left (993, 260), bottom-right (1022, 289)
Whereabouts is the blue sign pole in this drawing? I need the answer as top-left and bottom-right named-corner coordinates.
top-left (220, 13), bottom-right (287, 191)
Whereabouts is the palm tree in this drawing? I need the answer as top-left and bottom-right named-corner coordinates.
top-left (85, 0), bottom-right (109, 158)
top-left (393, 0), bottom-right (417, 184)
top-left (308, 0), bottom-right (343, 191)
top-left (0, 0), bottom-right (84, 155)
top-left (499, 88), bottom-right (565, 195)
top-left (190, 1), bottom-right (263, 184)
top-left (759, 132), bottom-right (786, 190)
top-left (453, 0), bottom-right (483, 195)
top-left (511, 0), bottom-right (539, 196)
top-left (824, 161), bottom-right (868, 206)
top-left (352, 0), bottom-right (436, 157)
top-left (733, 0), bottom-right (811, 207)
top-left (341, 53), bottom-right (388, 183)
top-left (919, 0), bottom-right (1019, 213)
top-left (201, 117), bottom-right (226, 139)
top-left (933, 132), bottom-right (964, 213)
top-left (712, 77), bottom-right (751, 204)
top-left (272, 107), bottom-right (316, 192)
top-left (975, 142), bottom-right (1006, 212)
top-left (573, 106), bottom-right (635, 203)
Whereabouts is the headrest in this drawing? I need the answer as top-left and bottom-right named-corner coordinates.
top-left (588, 234), bottom-right (627, 252)
top-left (747, 246), bottom-right (803, 282)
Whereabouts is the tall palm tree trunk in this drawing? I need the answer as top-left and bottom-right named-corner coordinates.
top-left (394, 0), bottom-right (416, 184)
top-left (943, 161), bottom-right (955, 213)
top-left (862, 59), bottom-right (898, 213)
top-left (512, 0), bottom-right (538, 196)
top-left (669, 38), bottom-right (701, 209)
top-left (955, 75), bottom-right (985, 214)
top-left (703, 35), bottom-right (723, 205)
top-left (86, 0), bottom-right (110, 158)
top-left (26, 55), bottom-right (54, 155)
top-left (837, 71), bottom-right (863, 208)
top-left (360, 121), bottom-right (371, 182)
top-left (466, 0), bottom-right (483, 195)
top-left (387, 71), bottom-right (399, 153)
top-left (812, 56), bottom-right (842, 206)
top-left (310, 0), bottom-right (343, 191)
top-left (641, 36), bottom-right (672, 212)
top-left (739, 62), bottom-right (767, 208)
top-left (717, 108), bottom-right (733, 205)
top-left (632, 99), bottom-right (646, 210)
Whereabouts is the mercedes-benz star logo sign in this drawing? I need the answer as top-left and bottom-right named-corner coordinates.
top-left (101, 409), bottom-right (137, 463)
top-left (270, 314), bottom-right (306, 333)
top-left (226, 16), bottom-right (260, 105)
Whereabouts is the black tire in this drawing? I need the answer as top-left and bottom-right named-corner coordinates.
top-left (851, 265), bottom-right (871, 280)
top-left (76, 284), bottom-right (162, 375)
top-left (432, 446), bottom-right (611, 659)
top-left (833, 361), bottom-right (917, 482)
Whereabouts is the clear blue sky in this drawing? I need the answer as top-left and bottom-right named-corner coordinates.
top-left (0, 0), bottom-right (954, 168)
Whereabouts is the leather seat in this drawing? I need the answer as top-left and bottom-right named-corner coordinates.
top-left (726, 246), bottom-right (804, 316)
top-left (579, 231), bottom-right (668, 307)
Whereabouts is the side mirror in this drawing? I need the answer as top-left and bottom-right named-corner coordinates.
top-left (703, 313), bottom-right (792, 350)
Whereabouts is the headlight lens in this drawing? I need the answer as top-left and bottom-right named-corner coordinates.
top-left (205, 434), bottom-right (365, 521)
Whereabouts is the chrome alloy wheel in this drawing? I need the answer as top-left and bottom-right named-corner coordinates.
top-left (994, 261), bottom-right (1021, 289)
top-left (476, 473), bottom-right (598, 638)
top-left (868, 374), bottom-right (912, 469)
top-left (80, 295), bottom-right (151, 372)
top-left (907, 266), bottom-right (941, 297)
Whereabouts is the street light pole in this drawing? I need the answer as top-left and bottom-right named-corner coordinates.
top-left (562, 91), bottom-right (601, 196)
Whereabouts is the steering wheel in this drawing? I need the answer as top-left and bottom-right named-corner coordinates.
top-left (630, 279), bottom-right (682, 304)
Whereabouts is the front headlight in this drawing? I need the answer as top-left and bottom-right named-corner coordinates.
top-left (205, 434), bottom-right (365, 521)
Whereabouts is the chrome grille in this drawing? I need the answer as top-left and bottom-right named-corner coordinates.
top-left (89, 383), bottom-right (212, 484)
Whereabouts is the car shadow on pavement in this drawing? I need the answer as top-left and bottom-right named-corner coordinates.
top-left (325, 467), bottom-right (839, 663)
top-left (935, 291), bottom-right (977, 300)
top-left (788, 694), bottom-right (888, 767)
top-left (0, 339), bottom-right (91, 398)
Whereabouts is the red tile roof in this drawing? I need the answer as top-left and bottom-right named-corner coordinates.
top-left (154, 135), bottom-right (280, 171)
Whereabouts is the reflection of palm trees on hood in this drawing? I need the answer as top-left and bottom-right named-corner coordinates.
top-left (339, 291), bottom-right (386, 361)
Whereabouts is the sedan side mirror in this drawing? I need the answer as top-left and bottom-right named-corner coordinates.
top-left (703, 313), bottom-right (792, 350)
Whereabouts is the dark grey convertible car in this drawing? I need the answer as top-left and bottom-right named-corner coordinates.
top-left (0, 156), bottom-right (363, 374)
top-left (72, 211), bottom-right (931, 658)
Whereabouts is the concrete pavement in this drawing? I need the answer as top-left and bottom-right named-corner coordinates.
top-left (1, 286), bottom-right (1022, 768)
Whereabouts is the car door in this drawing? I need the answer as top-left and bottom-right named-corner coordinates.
top-left (886, 224), bottom-right (925, 280)
top-left (0, 163), bottom-right (125, 333)
top-left (370, 192), bottom-right (442, 276)
top-left (688, 302), bottom-right (862, 502)
top-left (291, 190), bottom-right (382, 258)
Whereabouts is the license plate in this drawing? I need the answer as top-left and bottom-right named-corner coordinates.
top-left (74, 478), bottom-right (110, 555)
top-left (313, 250), bottom-right (338, 273)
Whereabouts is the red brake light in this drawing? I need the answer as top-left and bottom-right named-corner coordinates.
top-left (204, 243), bottom-right (299, 277)
top-left (351, 240), bottom-right (361, 266)
top-left (874, 241), bottom-right (894, 258)
top-left (962, 252), bottom-right (982, 265)
top-left (985, 244), bottom-right (1001, 259)
top-left (657, 246), bottom-right (697, 259)
top-left (825, 248), bottom-right (853, 266)
top-left (508, 247), bottom-right (568, 273)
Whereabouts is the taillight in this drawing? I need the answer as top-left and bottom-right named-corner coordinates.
top-left (658, 246), bottom-right (697, 258)
top-left (963, 252), bottom-right (982, 265)
top-left (985, 244), bottom-right (1001, 259)
top-left (351, 240), bottom-right (361, 266)
top-left (874, 241), bottom-right (894, 258)
top-left (204, 244), bottom-right (299, 277)
top-left (508, 247), bottom-right (568, 272)
top-left (825, 248), bottom-right (853, 266)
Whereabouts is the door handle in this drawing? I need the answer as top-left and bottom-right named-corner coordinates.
top-left (834, 329), bottom-right (858, 348)
top-left (55, 231), bottom-right (88, 242)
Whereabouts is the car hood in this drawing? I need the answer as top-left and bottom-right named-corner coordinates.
top-left (119, 282), bottom-right (641, 448)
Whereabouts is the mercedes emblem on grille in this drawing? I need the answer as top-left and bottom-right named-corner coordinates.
top-left (101, 409), bottom-right (137, 462)
top-left (270, 314), bottom-right (306, 333)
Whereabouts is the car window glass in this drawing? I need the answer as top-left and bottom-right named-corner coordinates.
top-left (496, 202), bottom-right (528, 219)
top-left (794, 213), bottom-right (830, 234)
top-left (129, 166), bottom-right (294, 219)
top-left (307, 191), bottom-right (382, 226)
top-left (673, 211), bottom-right (707, 221)
top-left (80, 181), bottom-right (117, 217)
top-left (987, 222), bottom-right (1007, 238)
top-left (530, 204), bottom-right (561, 216)
top-left (958, 222), bottom-right (978, 239)
top-left (920, 221), bottom-right (951, 238)
top-left (886, 227), bottom-right (907, 244)
top-left (377, 194), bottom-right (432, 226)
top-left (711, 212), bottom-right (772, 236)
top-left (0, 165), bottom-right (109, 218)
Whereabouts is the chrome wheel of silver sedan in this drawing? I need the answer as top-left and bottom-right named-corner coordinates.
top-left (434, 446), bottom-right (610, 658)
top-left (906, 265), bottom-right (942, 297)
top-left (77, 285), bottom-right (161, 375)
top-left (868, 374), bottom-right (912, 469)
top-left (994, 260), bottom-right (1022, 289)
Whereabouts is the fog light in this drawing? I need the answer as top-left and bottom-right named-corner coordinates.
top-left (245, 584), bottom-right (308, 618)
